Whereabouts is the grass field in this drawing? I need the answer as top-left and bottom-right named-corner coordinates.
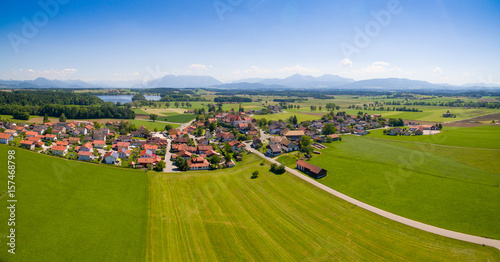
top-left (0, 146), bottom-right (148, 261)
top-left (128, 119), bottom-right (180, 130)
top-left (278, 135), bottom-right (500, 239)
top-left (252, 112), bottom-right (321, 123)
top-left (147, 153), bottom-right (499, 261)
top-left (368, 125), bottom-right (500, 149)
top-left (157, 114), bottom-right (196, 123)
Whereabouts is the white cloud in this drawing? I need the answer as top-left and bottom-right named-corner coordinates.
top-left (433, 67), bottom-right (443, 75)
top-left (188, 64), bottom-right (212, 70)
top-left (339, 58), bottom-right (353, 67)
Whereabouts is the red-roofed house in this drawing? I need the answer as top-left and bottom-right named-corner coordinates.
top-left (117, 148), bottom-right (131, 159)
top-left (103, 151), bottom-right (119, 164)
top-left (0, 133), bottom-right (13, 144)
top-left (93, 140), bottom-right (106, 149)
top-left (78, 151), bottom-right (95, 161)
top-left (117, 142), bottom-right (130, 151)
top-left (51, 145), bottom-right (68, 155)
top-left (187, 157), bottom-right (210, 170)
top-left (142, 144), bottom-right (158, 154)
top-left (20, 140), bottom-right (35, 150)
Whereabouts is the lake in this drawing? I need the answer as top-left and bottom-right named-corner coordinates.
top-left (97, 95), bottom-right (161, 104)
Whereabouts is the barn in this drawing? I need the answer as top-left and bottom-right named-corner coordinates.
top-left (296, 160), bottom-right (327, 179)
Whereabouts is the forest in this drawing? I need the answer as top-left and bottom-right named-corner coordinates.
top-left (0, 90), bottom-right (134, 120)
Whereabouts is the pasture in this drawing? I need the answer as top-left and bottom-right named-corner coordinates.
top-left (146, 153), bottom-right (500, 261)
top-left (279, 135), bottom-right (500, 239)
top-left (368, 125), bottom-right (500, 149)
top-left (0, 146), bottom-right (149, 261)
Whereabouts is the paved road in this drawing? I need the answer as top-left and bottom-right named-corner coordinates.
top-left (244, 142), bottom-right (500, 250)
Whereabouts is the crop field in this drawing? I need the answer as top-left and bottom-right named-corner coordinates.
top-left (278, 135), bottom-right (500, 239)
top-left (147, 153), bottom-right (500, 261)
top-left (369, 125), bottom-right (500, 149)
top-left (0, 146), bottom-right (148, 261)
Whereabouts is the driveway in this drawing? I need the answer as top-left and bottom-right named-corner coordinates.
top-left (244, 143), bottom-right (500, 250)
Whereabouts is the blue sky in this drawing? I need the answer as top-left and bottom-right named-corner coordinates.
top-left (0, 0), bottom-right (499, 86)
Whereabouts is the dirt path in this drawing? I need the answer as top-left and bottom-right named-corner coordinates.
top-left (244, 143), bottom-right (500, 250)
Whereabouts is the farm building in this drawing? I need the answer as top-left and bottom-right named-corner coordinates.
top-left (296, 160), bottom-right (327, 179)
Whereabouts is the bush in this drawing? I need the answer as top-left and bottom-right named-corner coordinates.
top-left (270, 163), bottom-right (286, 174)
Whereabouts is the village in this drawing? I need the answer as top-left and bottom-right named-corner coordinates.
top-left (0, 109), bottom-right (441, 178)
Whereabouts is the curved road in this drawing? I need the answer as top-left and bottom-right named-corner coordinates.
top-left (244, 143), bottom-right (500, 250)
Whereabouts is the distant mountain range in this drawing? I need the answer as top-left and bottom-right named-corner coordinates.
top-left (0, 74), bottom-right (498, 90)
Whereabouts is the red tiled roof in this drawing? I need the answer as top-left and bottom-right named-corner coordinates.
top-left (78, 151), bottom-right (93, 156)
top-left (93, 140), bottom-right (105, 145)
top-left (51, 145), bottom-right (67, 151)
top-left (20, 140), bottom-right (34, 145)
top-left (296, 160), bottom-right (324, 174)
top-left (0, 133), bottom-right (12, 139)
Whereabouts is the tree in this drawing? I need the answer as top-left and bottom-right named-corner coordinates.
top-left (208, 155), bottom-right (221, 165)
top-left (174, 156), bottom-right (188, 171)
top-left (13, 110), bottom-right (29, 120)
top-left (166, 102), bottom-right (171, 108)
top-left (155, 160), bottom-right (166, 171)
top-left (45, 127), bottom-right (53, 134)
top-left (322, 123), bottom-right (337, 135)
top-left (150, 114), bottom-right (158, 122)
top-left (165, 124), bottom-right (173, 131)
top-left (326, 103), bottom-right (336, 111)
top-left (300, 135), bottom-right (312, 148)
top-left (174, 102), bottom-right (180, 108)
top-left (59, 113), bottom-right (67, 122)
top-left (292, 115), bottom-right (298, 125)
top-left (251, 170), bottom-right (259, 179)
top-left (305, 145), bottom-right (314, 156)
top-left (43, 113), bottom-right (50, 123)
top-left (195, 126), bottom-right (204, 136)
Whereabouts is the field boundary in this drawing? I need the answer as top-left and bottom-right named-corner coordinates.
top-left (245, 144), bottom-right (500, 250)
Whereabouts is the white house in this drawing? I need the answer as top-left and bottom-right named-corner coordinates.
top-left (103, 151), bottom-right (119, 164)
top-left (78, 151), bottom-right (95, 161)
top-left (51, 145), bottom-right (68, 155)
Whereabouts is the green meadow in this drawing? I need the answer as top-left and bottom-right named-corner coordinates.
top-left (147, 153), bottom-right (500, 261)
top-left (127, 119), bottom-right (180, 130)
top-left (278, 135), bottom-right (500, 239)
top-left (369, 125), bottom-right (500, 149)
top-left (0, 146), bottom-right (148, 261)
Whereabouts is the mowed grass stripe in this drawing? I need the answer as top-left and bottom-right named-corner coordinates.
top-left (147, 154), bottom-right (500, 261)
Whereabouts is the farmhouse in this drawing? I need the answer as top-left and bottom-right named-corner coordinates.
top-left (283, 130), bottom-right (305, 141)
top-left (267, 144), bottom-right (282, 157)
top-left (296, 160), bottom-right (327, 179)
